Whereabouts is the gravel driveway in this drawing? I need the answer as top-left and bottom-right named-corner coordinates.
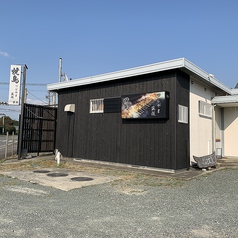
top-left (0, 168), bottom-right (238, 238)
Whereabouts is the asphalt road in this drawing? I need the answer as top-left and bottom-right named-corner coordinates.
top-left (0, 134), bottom-right (18, 159)
top-left (0, 167), bottom-right (238, 237)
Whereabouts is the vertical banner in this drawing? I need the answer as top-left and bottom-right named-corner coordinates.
top-left (8, 65), bottom-right (22, 105)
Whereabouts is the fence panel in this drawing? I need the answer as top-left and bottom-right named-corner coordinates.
top-left (21, 104), bottom-right (57, 154)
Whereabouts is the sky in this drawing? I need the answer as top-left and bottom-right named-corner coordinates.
top-left (0, 0), bottom-right (238, 120)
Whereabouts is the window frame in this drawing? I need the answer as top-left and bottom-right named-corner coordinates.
top-left (90, 98), bottom-right (104, 113)
top-left (199, 101), bottom-right (212, 118)
top-left (178, 104), bottom-right (188, 124)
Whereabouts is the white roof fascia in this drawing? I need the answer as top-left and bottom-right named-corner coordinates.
top-left (183, 59), bottom-right (231, 94)
top-left (47, 58), bottom-right (185, 91)
top-left (47, 58), bottom-right (231, 95)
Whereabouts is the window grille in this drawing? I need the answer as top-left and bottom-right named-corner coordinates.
top-left (178, 105), bottom-right (188, 124)
top-left (90, 99), bottom-right (104, 113)
top-left (199, 101), bottom-right (212, 118)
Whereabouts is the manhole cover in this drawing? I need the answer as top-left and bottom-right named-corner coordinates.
top-left (47, 173), bottom-right (69, 177)
top-left (71, 177), bottom-right (93, 181)
top-left (33, 170), bottom-right (51, 173)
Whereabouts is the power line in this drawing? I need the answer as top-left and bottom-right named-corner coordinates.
top-left (0, 107), bottom-right (20, 112)
top-left (27, 90), bottom-right (48, 104)
top-left (0, 82), bottom-right (47, 86)
top-left (0, 82), bottom-right (56, 106)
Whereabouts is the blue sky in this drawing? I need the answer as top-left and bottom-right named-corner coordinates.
top-left (0, 0), bottom-right (238, 119)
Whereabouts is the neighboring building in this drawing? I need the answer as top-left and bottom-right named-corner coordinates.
top-left (47, 58), bottom-right (238, 170)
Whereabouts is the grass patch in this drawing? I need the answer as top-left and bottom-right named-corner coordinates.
top-left (0, 159), bottom-right (5, 164)
top-left (0, 157), bottom-right (186, 188)
top-left (119, 174), bottom-right (184, 187)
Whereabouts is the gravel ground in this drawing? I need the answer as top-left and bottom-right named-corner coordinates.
top-left (0, 168), bottom-right (238, 238)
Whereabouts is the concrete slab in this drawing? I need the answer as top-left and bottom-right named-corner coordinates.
top-left (0, 168), bottom-right (118, 191)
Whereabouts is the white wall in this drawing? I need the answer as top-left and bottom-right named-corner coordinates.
top-left (189, 78), bottom-right (238, 160)
top-left (223, 107), bottom-right (238, 156)
top-left (190, 78), bottom-right (216, 162)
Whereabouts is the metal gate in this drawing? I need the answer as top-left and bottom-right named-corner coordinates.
top-left (21, 103), bottom-right (57, 154)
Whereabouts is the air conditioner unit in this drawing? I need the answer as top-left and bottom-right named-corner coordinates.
top-left (64, 104), bottom-right (75, 113)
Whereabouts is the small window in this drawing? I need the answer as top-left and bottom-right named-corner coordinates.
top-left (199, 101), bottom-right (212, 118)
top-left (178, 105), bottom-right (188, 124)
top-left (90, 99), bottom-right (104, 113)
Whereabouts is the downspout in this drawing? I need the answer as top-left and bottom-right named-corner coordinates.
top-left (174, 72), bottom-right (177, 170)
top-left (221, 108), bottom-right (224, 157)
top-left (212, 105), bottom-right (216, 154)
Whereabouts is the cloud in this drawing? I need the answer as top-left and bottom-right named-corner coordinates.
top-left (0, 50), bottom-right (12, 58)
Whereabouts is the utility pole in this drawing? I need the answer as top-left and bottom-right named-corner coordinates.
top-left (3, 115), bottom-right (5, 134)
top-left (18, 65), bottom-right (28, 160)
top-left (0, 114), bottom-right (6, 134)
top-left (24, 88), bottom-right (28, 103)
top-left (58, 58), bottom-right (62, 82)
top-left (46, 91), bottom-right (51, 105)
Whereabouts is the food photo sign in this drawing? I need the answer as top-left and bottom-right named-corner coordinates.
top-left (121, 91), bottom-right (169, 119)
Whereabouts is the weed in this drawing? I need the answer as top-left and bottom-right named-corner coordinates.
top-left (0, 157), bottom-right (186, 188)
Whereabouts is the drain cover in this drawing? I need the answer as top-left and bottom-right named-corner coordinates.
top-left (71, 177), bottom-right (93, 181)
top-left (47, 173), bottom-right (68, 177)
top-left (33, 170), bottom-right (51, 173)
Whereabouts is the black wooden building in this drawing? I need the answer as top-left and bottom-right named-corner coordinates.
top-left (48, 58), bottom-right (195, 170)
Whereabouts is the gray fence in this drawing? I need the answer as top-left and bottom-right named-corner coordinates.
top-left (0, 133), bottom-right (18, 159)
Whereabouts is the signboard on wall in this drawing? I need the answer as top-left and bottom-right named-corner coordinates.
top-left (8, 65), bottom-right (22, 105)
top-left (121, 91), bottom-right (169, 119)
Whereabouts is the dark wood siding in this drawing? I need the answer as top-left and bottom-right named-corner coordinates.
top-left (56, 69), bottom-right (189, 169)
top-left (175, 71), bottom-right (190, 169)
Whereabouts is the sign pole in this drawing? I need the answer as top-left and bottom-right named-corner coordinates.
top-left (18, 65), bottom-right (28, 160)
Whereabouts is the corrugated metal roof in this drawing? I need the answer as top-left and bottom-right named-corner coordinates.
top-left (212, 95), bottom-right (238, 107)
top-left (47, 58), bottom-right (232, 94)
top-left (212, 95), bottom-right (238, 103)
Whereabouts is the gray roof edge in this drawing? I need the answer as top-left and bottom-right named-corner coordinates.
top-left (184, 59), bottom-right (231, 94)
top-left (212, 95), bottom-right (238, 104)
top-left (47, 58), bottom-right (185, 91)
top-left (230, 88), bottom-right (238, 95)
top-left (47, 58), bottom-right (231, 94)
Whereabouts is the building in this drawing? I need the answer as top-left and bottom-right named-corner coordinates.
top-left (47, 58), bottom-right (238, 170)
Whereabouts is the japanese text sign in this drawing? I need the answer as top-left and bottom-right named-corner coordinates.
top-left (8, 65), bottom-right (21, 105)
top-left (121, 91), bottom-right (169, 119)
